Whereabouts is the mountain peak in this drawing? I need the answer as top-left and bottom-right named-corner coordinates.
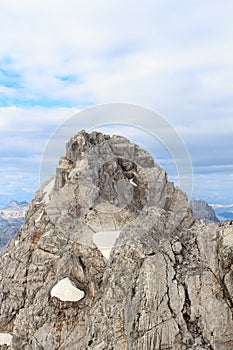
top-left (3, 200), bottom-right (28, 210)
top-left (0, 131), bottom-right (232, 349)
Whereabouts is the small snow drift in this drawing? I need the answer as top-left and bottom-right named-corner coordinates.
top-left (43, 178), bottom-right (55, 204)
top-left (0, 333), bottom-right (13, 346)
top-left (129, 178), bottom-right (137, 187)
top-left (93, 231), bottom-right (121, 259)
top-left (51, 277), bottom-right (84, 302)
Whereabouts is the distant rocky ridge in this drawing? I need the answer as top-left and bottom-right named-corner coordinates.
top-left (0, 131), bottom-right (232, 350)
top-left (2, 200), bottom-right (28, 212)
top-left (0, 201), bottom-right (28, 251)
top-left (191, 199), bottom-right (220, 223)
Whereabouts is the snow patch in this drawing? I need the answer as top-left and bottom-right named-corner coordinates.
top-left (43, 179), bottom-right (55, 204)
top-left (93, 231), bottom-right (121, 259)
top-left (0, 333), bottom-right (13, 346)
top-left (14, 240), bottom-right (19, 246)
top-left (129, 178), bottom-right (137, 187)
top-left (51, 277), bottom-right (84, 302)
top-left (35, 210), bottom-right (44, 223)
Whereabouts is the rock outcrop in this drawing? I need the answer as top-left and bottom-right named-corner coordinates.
top-left (191, 200), bottom-right (220, 224)
top-left (0, 131), bottom-right (232, 350)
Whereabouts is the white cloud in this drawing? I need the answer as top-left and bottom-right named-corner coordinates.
top-left (0, 0), bottom-right (232, 110)
top-left (0, 106), bottom-right (76, 129)
top-left (22, 188), bottom-right (37, 193)
top-left (0, 107), bottom-right (76, 205)
top-left (210, 204), bottom-right (233, 209)
top-left (0, 0), bottom-right (233, 204)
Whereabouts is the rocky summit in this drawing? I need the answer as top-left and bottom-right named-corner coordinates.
top-left (0, 130), bottom-right (232, 350)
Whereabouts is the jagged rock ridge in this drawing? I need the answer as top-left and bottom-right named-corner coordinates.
top-left (191, 199), bottom-right (220, 223)
top-left (2, 201), bottom-right (28, 212)
top-left (0, 131), bottom-right (232, 350)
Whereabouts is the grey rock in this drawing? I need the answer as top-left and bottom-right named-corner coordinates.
top-left (191, 199), bottom-right (220, 223)
top-left (0, 131), bottom-right (232, 350)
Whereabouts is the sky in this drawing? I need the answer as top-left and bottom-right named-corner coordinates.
top-left (0, 0), bottom-right (233, 207)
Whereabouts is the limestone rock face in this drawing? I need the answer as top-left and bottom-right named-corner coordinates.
top-left (191, 199), bottom-right (220, 223)
top-left (0, 131), bottom-right (232, 350)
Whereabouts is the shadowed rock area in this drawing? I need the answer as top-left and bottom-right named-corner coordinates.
top-left (0, 131), bottom-right (232, 350)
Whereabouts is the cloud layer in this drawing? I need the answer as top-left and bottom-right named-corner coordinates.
top-left (0, 0), bottom-right (233, 205)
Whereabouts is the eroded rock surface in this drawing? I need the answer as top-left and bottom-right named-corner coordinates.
top-left (0, 131), bottom-right (232, 349)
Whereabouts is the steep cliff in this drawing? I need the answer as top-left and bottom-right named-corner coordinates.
top-left (0, 131), bottom-right (232, 350)
top-left (191, 200), bottom-right (220, 224)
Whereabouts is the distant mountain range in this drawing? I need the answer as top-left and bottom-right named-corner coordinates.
top-left (209, 203), bottom-right (233, 221)
top-left (0, 200), bottom-right (28, 251)
top-left (2, 200), bottom-right (28, 211)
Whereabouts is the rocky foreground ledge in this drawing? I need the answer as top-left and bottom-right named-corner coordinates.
top-left (0, 131), bottom-right (232, 350)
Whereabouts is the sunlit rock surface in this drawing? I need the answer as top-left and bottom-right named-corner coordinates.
top-left (0, 131), bottom-right (232, 350)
